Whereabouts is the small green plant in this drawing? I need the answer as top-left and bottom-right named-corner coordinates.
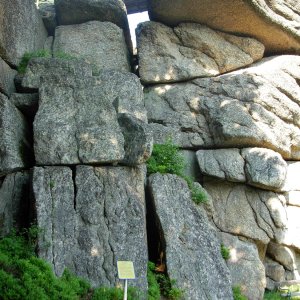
top-left (263, 290), bottom-right (282, 300)
top-left (49, 181), bottom-right (55, 189)
top-left (147, 262), bottom-right (183, 300)
top-left (233, 286), bottom-right (248, 300)
top-left (53, 51), bottom-right (76, 60)
top-left (92, 286), bottom-right (140, 300)
top-left (221, 244), bottom-right (230, 260)
top-left (147, 139), bottom-right (207, 204)
top-left (18, 49), bottom-right (51, 74)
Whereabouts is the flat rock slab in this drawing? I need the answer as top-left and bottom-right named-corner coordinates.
top-left (196, 148), bottom-right (287, 191)
top-left (0, 94), bottom-right (32, 176)
top-left (137, 21), bottom-right (264, 84)
top-left (0, 0), bottom-right (47, 66)
top-left (204, 179), bottom-right (287, 244)
top-left (0, 171), bottom-right (30, 236)
top-left (53, 21), bottom-right (130, 73)
top-left (23, 58), bottom-right (151, 166)
top-left (33, 165), bottom-right (148, 293)
top-left (148, 0), bottom-right (300, 54)
top-left (221, 233), bottom-right (266, 300)
top-left (0, 58), bottom-right (17, 97)
top-left (145, 55), bottom-right (300, 160)
top-left (148, 173), bottom-right (233, 300)
top-left (55, 0), bottom-right (132, 50)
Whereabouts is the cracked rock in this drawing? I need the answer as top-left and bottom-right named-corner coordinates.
top-left (145, 55), bottom-right (300, 159)
top-left (137, 21), bottom-right (264, 84)
top-left (148, 173), bottom-right (233, 300)
top-left (33, 165), bottom-right (148, 293)
top-left (0, 58), bottom-right (17, 97)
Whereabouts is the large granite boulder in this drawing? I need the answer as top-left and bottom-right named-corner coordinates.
top-left (54, 0), bottom-right (132, 51)
top-left (137, 21), bottom-right (264, 84)
top-left (33, 165), bottom-right (148, 293)
top-left (0, 94), bottom-right (32, 176)
top-left (221, 233), bottom-right (266, 300)
top-left (0, 58), bottom-right (17, 97)
top-left (53, 21), bottom-right (130, 73)
top-left (145, 55), bottom-right (300, 160)
top-left (196, 148), bottom-right (287, 191)
top-left (148, 173), bottom-right (233, 300)
top-left (22, 58), bottom-right (150, 166)
top-left (148, 0), bottom-right (300, 54)
top-left (0, 171), bottom-right (30, 236)
top-left (204, 179), bottom-right (287, 244)
top-left (0, 0), bottom-right (47, 66)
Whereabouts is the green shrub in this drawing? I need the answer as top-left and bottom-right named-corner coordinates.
top-left (147, 262), bottom-right (160, 300)
top-left (92, 286), bottom-right (140, 300)
top-left (233, 286), bottom-right (248, 300)
top-left (18, 49), bottom-right (51, 74)
top-left (263, 290), bottom-right (282, 300)
top-left (147, 140), bottom-right (207, 204)
top-left (221, 244), bottom-right (230, 260)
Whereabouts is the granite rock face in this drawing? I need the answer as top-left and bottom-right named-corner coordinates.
top-left (54, 0), bottom-right (132, 51)
top-left (221, 233), bottom-right (266, 300)
top-left (22, 59), bottom-right (150, 166)
top-left (10, 93), bottom-right (39, 120)
top-left (148, 0), bottom-right (300, 54)
top-left (145, 55), bottom-right (300, 160)
top-left (0, 0), bottom-right (47, 66)
top-left (204, 179), bottom-right (287, 244)
top-left (148, 173), bottom-right (233, 300)
top-left (137, 21), bottom-right (264, 84)
top-left (53, 21), bottom-right (130, 73)
top-left (0, 171), bottom-right (30, 236)
top-left (196, 148), bottom-right (287, 191)
top-left (33, 165), bottom-right (148, 292)
top-left (0, 94), bottom-right (32, 176)
top-left (0, 58), bottom-right (17, 97)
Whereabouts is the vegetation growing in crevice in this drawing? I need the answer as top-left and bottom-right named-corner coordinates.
top-left (146, 139), bottom-right (207, 204)
top-left (221, 244), bottom-right (230, 260)
top-left (233, 285), bottom-right (248, 300)
top-left (147, 262), bottom-right (183, 300)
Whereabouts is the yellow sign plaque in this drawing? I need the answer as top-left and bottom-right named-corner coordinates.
top-left (117, 261), bottom-right (136, 280)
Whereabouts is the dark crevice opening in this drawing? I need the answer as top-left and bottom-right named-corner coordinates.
top-left (70, 166), bottom-right (77, 211)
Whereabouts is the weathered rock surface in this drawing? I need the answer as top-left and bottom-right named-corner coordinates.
top-left (264, 258), bottom-right (285, 282)
top-left (33, 165), bottom-right (148, 292)
top-left (53, 21), bottom-right (130, 73)
top-left (10, 93), bottom-right (39, 119)
top-left (0, 94), bottom-right (32, 176)
top-left (38, 0), bottom-right (57, 36)
top-left (0, 58), bottom-right (17, 97)
top-left (0, 0), bottom-right (47, 66)
top-left (137, 21), bottom-right (264, 84)
top-left (180, 150), bottom-right (201, 181)
top-left (22, 58), bottom-right (150, 166)
top-left (145, 55), bottom-right (300, 160)
top-left (148, 0), bottom-right (300, 54)
top-left (148, 173), bottom-right (233, 300)
top-left (221, 233), bottom-right (266, 300)
top-left (54, 0), bottom-right (132, 51)
top-left (0, 171), bottom-right (30, 236)
top-left (204, 179), bottom-right (287, 244)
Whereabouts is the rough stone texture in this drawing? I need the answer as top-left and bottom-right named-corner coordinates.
top-left (148, 173), bottom-right (233, 300)
top-left (0, 58), bottom-right (17, 97)
top-left (53, 21), bottom-right (130, 74)
top-left (38, 0), bottom-right (57, 36)
top-left (137, 21), bottom-right (264, 84)
top-left (54, 0), bottom-right (132, 51)
top-left (204, 179), bottom-right (287, 244)
top-left (145, 55), bottom-right (300, 160)
top-left (44, 36), bottom-right (54, 53)
top-left (28, 59), bottom-right (148, 166)
top-left (0, 0), bottom-right (47, 66)
top-left (242, 148), bottom-right (287, 191)
top-left (221, 233), bottom-right (266, 300)
top-left (180, 150), bottom-right (201, 181)
top-left (10, 93), bottom-right (39, 120)
top-left (264, 258), bottom-right (286, 282)
top-left (196, 149), bottom-right (245, 182)
top-left (33, 165), bottom-right (148, 293)
top-left (0, 171), bottom-right (30, 236)
top-left (148, 0), bottom-right (300, 54)
top-left (282, 162), bottom-right (300, 191)
top-left (0, 94), bottom-right (32, 176)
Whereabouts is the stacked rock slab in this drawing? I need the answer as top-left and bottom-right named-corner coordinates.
top-left (32, 165), bottom-right (148, 293)
top-left (148, 0), bottom-right (300, 54)
top-left (148, 173), bottom-right (233, 300)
